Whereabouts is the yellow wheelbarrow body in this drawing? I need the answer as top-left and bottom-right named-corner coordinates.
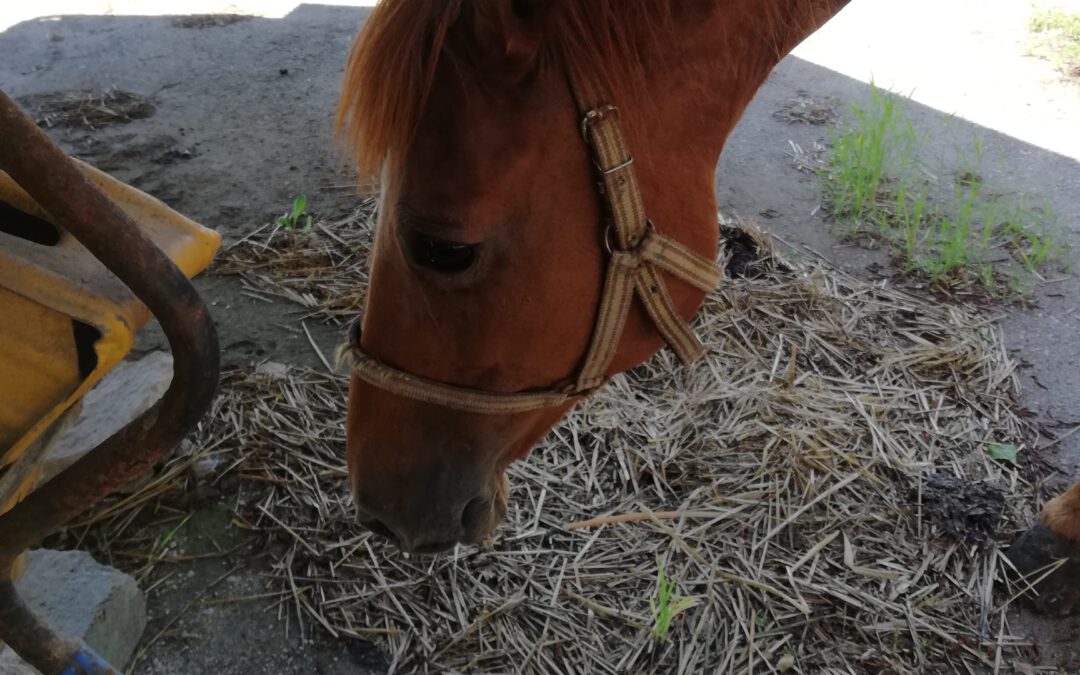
top-left (0, 159), bottom-right (220, 565)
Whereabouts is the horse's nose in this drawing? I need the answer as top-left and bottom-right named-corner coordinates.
top-left (354, 495), bottom-right (490, 554)
top-left (362, 516), bottom-right (458, 554)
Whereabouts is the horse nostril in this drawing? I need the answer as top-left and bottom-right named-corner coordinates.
top-left (461, 496), bottom-right (489, 533)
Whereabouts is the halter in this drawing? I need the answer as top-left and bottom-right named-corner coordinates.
top-left (343, 74), bottom-right (722, 415)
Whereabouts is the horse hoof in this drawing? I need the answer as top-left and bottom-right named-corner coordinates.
top-left (1007, 520), bottom-right (1080, 616)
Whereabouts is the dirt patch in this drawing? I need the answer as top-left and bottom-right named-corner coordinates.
top-left (73, 134), bottom-right (195, 171)
top-left (1007, 609), bottom-right (1080, 670)
top-left (719, 223), bottom-right (778, 279)
top-left (19, 89), bottom-right (156, 130)
top-left (772, 92), bottom-right (840, 126)
top-left (920, 470), bottom-right (1007, 549)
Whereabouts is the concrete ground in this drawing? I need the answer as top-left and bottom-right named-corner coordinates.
top-left (1, 0), bottom-right (1078, 672)
top-left (723, 1), bottom-right (1080, 482)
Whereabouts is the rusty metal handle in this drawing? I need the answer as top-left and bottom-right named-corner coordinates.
top-left (0, 89), bottom-right (220, 673)
top-left (0, 581), bottom-right (81, 673)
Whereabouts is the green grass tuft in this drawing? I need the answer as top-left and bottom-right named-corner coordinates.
top-left (649, 559), bottom-right (699, 641)
top-left (1030, 7), bottom-right (1080, 42)
top-left (821, 84), bottom-right (1070, 296)
top-left (1027, 6), bottom-right (1080, 75)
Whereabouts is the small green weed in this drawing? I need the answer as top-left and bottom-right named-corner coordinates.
top-left (649, 560), bottom-right (699, 641)
top-left (1030, 7), bottom-right (1080, 42)
top-left (822, 84), bottom-right (1069, 297)
top-left (276, 194), bottom-right (313, 233)
top-left (1027, 6), bottom-right (1080, 77)
top-left (136, 513), bottom-right (192, 583)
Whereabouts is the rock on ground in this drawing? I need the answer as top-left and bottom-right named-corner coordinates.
top-left (0, 549), bottom-right (146, 673)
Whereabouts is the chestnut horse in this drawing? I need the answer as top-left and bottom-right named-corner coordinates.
top-left (335, 0), bottom-right (1079, 612)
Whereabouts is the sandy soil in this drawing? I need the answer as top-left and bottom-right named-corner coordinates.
top-left (1, 1), bottom-right (1078, 672)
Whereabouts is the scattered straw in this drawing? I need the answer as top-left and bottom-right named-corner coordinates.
top-left (773, 93), bottom-right (840, 126)
top-left (77, 223), bottom-right (1045, 672)
top-left (214, 203), bottom-right (376, 325)
top-left (19, 88), bottom-right (156, 130)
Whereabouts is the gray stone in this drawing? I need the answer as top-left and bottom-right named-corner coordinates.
top-left (40, 351), bottom-right (173, 486)
top-left (255, 360), bottom-right (290, 380)
top-left (0, 651), bottom-right (38, 675)
top-left (0, 549), bottom-right (146, 673)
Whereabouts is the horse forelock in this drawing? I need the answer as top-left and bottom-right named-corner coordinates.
top-left (335, 0), bottom-right (680, 183)
top-left (336, 0), bottom-right (839, 183)
top-left (335, 0), bottom-right (463, 182)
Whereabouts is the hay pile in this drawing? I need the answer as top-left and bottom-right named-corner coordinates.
top-left (170, 224), bottom-right (1044, 673)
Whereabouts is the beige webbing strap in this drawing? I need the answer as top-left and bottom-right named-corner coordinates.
top-left (584, 109), bottom-right (647, 251)
top-left (345, 346), bottom-right (575, 415)
top-left (573, 226), bottom-right (722, 390)
top-left (574, 250), bottom-right (638, 390)
top-left (635, 264), bottom-right (705, 363)
top-left (640, 233), bottom-right (723, 293)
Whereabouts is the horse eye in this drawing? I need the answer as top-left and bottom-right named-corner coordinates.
top-left (405, 232), bottom-right (477, 274)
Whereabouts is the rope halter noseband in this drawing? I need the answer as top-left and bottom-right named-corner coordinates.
top-left (344, 80), bottom-right (722, 415)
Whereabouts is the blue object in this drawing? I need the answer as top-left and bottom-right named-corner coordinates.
top-left (60, 642), bottom-right (120, 675)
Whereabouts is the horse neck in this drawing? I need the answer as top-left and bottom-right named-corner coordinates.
top-left (627, 0), bottom-right (850, 243)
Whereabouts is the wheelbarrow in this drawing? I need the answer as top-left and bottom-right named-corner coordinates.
top-left (0, 90), bottom-right (220, 674)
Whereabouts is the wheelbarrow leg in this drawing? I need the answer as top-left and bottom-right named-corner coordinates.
top-left (0, 89), bottom-right (218, 673)
top-left (0, 576), bottom-right (80, 673)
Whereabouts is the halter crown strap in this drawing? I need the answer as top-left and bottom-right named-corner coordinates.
top-left (345, 78), bottom-right (722, 414)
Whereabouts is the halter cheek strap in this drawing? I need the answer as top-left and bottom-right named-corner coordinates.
top-left (344, 86), bottom-right (721, 414)
top-left (571, 104), bottom-right (721, 390)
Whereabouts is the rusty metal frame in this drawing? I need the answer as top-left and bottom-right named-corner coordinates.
top-left (0, 90), bottom-right (220, 673)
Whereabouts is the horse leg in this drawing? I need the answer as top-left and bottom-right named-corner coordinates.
top-left (1007, 480), bottom-right (1080, 615)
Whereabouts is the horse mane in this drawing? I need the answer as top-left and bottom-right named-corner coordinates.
top-left (335, 0), bottom-right (833, 181)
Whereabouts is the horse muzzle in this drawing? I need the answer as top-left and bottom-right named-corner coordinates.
top-left (352, 472), bottom-right (509, 554)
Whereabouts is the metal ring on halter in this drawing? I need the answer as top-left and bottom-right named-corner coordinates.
top-left (603, 223), bottom-right (616, 255)
top-left (603, 218), bottom-right (656, 256)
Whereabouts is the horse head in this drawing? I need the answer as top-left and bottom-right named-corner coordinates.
top-left (336, 0), bottom-right (845, 552)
